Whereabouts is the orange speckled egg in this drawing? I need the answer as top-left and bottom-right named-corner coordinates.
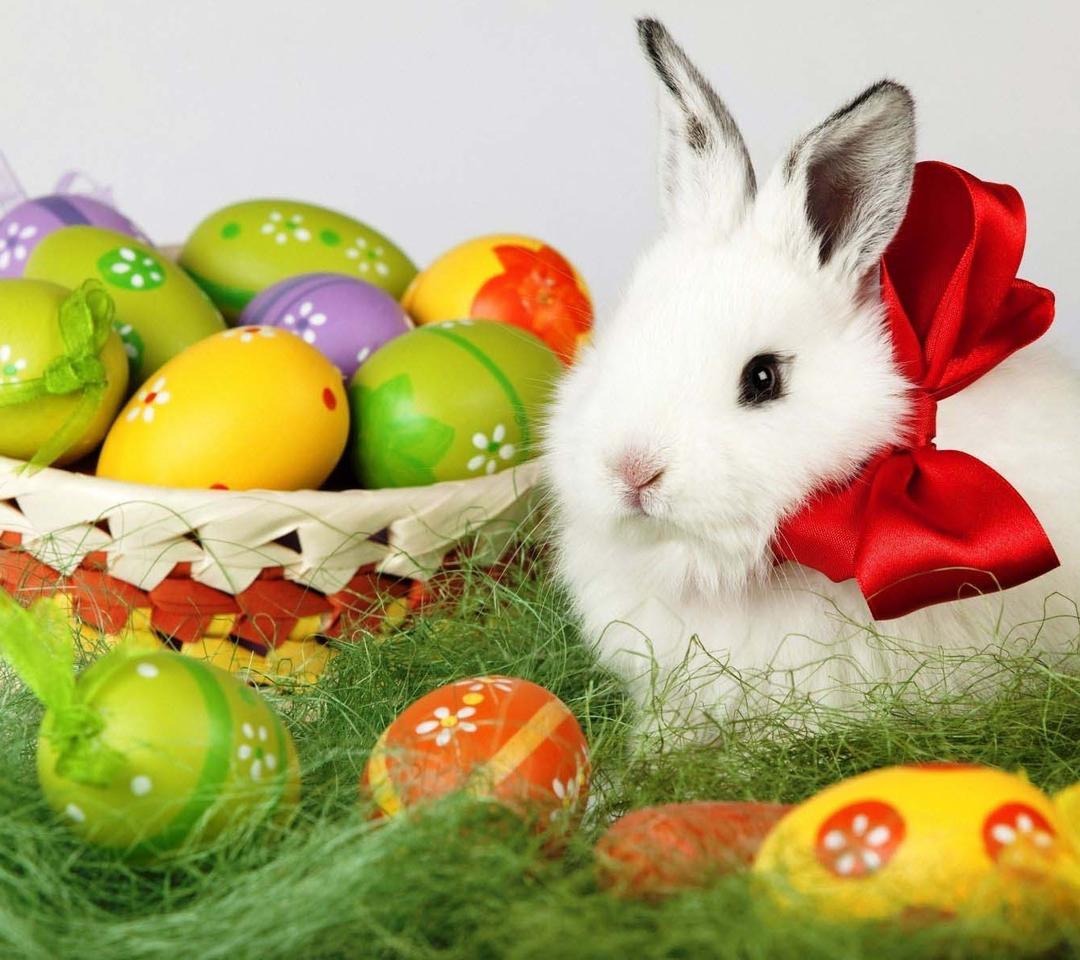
top-left (97, 326), bottom-right (348, 490)
top-left (363, 676), bottom-right (590, 829)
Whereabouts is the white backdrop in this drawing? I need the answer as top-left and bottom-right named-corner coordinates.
top-left (3, 0), bottom-right (1078, 355)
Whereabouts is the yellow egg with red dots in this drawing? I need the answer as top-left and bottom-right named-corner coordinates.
top-left (753, 764), bottom-right (1080, 943)
top-left (96, 325), bottom-right (348, 490)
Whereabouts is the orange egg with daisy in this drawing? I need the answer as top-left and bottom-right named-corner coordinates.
top-left (362, 676), bottom-right (590, 829)
top-left (96, 325), bottom-right (348, 490)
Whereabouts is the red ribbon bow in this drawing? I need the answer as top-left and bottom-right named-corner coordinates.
top-left (773, 161), bottom-right (1059, 620)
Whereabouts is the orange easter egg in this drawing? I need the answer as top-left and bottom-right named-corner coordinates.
top-left (401, 235), bottom-right (592, 363)
top-left (596, 801), bottom-right (793, 898)
top-left (363, 676), bottom-right (589, 828)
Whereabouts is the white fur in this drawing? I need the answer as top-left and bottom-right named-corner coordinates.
top-left (544, 21), bottom-right (1080, 735)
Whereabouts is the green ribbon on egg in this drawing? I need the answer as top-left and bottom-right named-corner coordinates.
top-left (0, 593), bottom-right (124, 786)
top-left (0, 279), bottom-right (115, 472)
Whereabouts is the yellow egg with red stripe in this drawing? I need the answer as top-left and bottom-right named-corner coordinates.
top-left (37, 650), bottom-right (300, 857)
top-left (753, 764), bottom-right (1080, 941)
top-left (97, 325), bottom-right (348, 490)
top-left (363, 676), bottom-right (589, 828)
top-left (401, 235), bottom-right (592, 363)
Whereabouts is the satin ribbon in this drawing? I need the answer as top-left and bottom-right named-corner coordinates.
top-left (0, 280), bottom-right (116, 471)
top-left (773, 161), bottom-right (1058, 620)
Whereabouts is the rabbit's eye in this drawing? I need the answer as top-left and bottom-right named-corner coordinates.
top-left (739, 354), bottom-right (784, 406)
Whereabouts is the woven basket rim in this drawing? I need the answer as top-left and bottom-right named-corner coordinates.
top-left (0, 454), bottom-right (541, 504)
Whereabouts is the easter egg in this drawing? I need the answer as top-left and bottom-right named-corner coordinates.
top-left (23, 226), bottom-right (225, 379)
top-left (240, 273), bottom-right (412, 380)
top-left (402, 234), bottom-right (592, 363)
top-left (96, 326), bottom-right (349, 490)
top-left (179, 200), bottom-right (417, 320)
top-left (38, 650), bottom-right (300, 855)
top-left (596, 801), bottom-right (793, 898)
top-left (753, 764), bottom-right (1080, 934)
top-left (363, 676), bottom-right (590, 828)
top-left (348, 319), bottom-right (561, 488)
top-left (0, 194), bottom-right (144, 278)
top-left (0, 279), bottom-right (128, 464)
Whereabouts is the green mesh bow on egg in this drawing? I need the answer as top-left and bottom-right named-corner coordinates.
top-left (0, 279), bottom-right (120, 470)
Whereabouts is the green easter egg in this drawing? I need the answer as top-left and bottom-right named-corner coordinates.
top-left (24, 227), bottom-right (226, 378)
top-left (348, 319), bottom-right (561, 488)
top-left (0, 279), bottom-right (129, 465)
top-left (37, 651), bottom-right (301, 856)
top-left (179, 200), bottom-right (417, 319)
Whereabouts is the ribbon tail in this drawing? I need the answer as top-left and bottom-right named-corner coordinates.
top-left (856, 449), bottom-right (1059, 620)
top-left (19, 383), bottom-right (105, 473)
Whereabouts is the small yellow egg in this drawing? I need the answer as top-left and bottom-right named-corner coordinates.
top-left (97, 326), bottom-right (348, 490)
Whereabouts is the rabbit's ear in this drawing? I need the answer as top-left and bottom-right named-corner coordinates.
top-left (637, 18), bottom-right (755, 234)
top-left (773, 81), bottom-right (915, 279)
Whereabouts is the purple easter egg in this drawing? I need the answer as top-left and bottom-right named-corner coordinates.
top-left (240, 273), bottom-right (413, 379)
top-left (0, 195), bottom-right (145, 277)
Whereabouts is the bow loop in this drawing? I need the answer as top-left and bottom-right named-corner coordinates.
top-left (775, 161), bottom-right (1059, 620)
top-left (882, 162), bottom-right (1055, 399)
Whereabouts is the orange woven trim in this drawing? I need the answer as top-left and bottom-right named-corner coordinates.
top-left (0, 531), bottom-right (422, 655)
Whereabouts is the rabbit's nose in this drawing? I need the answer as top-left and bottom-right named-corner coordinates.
top-left (615, 451), bottom-right (666, 511)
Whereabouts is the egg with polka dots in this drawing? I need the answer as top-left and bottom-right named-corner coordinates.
top-left (97, 325), bottom-right (349, 490)
top-left (22, 225), bottom-right (225, 380)
top-left (179, 199), bottom-right (417, 321)
top-left (754, 763), bottom-right (1080, 943)
top-left (37, 651), bottom-right (300, 856)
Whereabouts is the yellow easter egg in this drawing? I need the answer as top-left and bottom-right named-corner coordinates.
top-left (97, 326), bottom-right (348, 490)
top-left (401, 235), bottom-right (592, 363)
top-left (753, 764), bottom-right (1080, 941)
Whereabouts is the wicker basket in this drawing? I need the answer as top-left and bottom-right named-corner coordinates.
top-left (0, 455), bottom-right (540, 683)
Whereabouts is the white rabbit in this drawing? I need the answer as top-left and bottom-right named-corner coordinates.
top-left (544, 18), bottom-right (1080, 735)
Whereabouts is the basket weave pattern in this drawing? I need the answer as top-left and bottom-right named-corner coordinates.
top-left (0, 456), bottom-right (539, 681)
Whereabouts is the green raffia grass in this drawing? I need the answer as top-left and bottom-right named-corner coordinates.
top-left (2, 541), bottom-right (1080, 959)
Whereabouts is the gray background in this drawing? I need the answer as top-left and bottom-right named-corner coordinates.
top-left (4, 0), bottom-right (1078, 355)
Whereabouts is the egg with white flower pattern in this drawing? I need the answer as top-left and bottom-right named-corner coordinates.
top-left (362, 676), bottom-right (590, 829)
top-left (23, 225), bottom-right (225, 379)
top-left (97, 325), bottom-right (348, 490)
top-left (179, 200), bottom-right (417, 320)
top-left (754, 763), bottom-right (1080, 944)
top-left (38, 650), bottom-right (300, 856)
top-left (240, 273), bottom-right (412, 380)
top-left (348, 319), bottom-right (561, 488)
top-left (0, 194), bottom-right (144, 278)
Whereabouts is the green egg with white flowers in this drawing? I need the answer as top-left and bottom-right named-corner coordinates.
top-left (24, 226), bottom-right (226, 379)
top-left (178, 200), bottom-right (417, 320)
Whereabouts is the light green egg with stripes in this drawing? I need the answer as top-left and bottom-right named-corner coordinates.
top-left (348, 319), bottom-right (561, 488)
top-left (37, 651), bottom-right (300, 857)
top-left (179, 199), bottom-right (418, 320)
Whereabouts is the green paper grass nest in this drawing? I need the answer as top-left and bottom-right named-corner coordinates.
top-left (1, 534), bottom-right (1080, 959)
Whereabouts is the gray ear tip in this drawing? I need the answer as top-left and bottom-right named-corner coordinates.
top-left (864, 79), bottom-right (916, 115)
top-left (636, 17), bottom-right (669, 54)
